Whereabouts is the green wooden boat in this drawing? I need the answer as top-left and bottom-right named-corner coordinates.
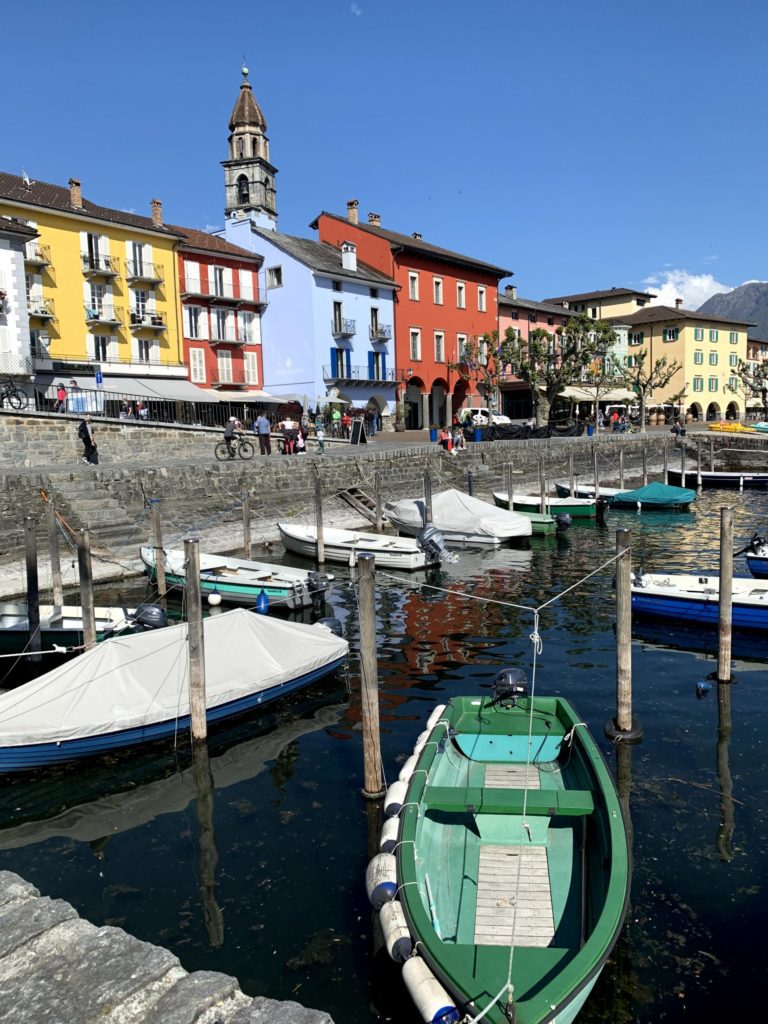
top-left (493, 491), bottom-right (597, 520)
top-left (369, 678), bottom-right (630, 1024)
top-left (514, 510), bottom-right (557, 535)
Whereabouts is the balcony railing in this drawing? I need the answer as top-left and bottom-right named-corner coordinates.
top-left (27, 297), bottom-right (56, 320)
top-left (84, 303), bottom-right (123, 325)
top-left (209, 332), bottom-right (241, 345)
top-left (331, 318), bottom-right (356, 338)
top-left (30, 349), bottom-right (185, 370)
top-left (323, 363), bottom-right (402, 384)
top-left (210, 289), bottom-right (241, 305)
top-left (126, 260), bottom-right (163, 284)
top-left (181, 278), bottom-right (210, 299)
top-left (82, 253), bottom-right (120, 278)
top-left (210, 373), bottom-right (249, 389)
top-left (25, 243), bottom-right (51, 267)
top-left (129, 310), bottom-right (166, 330)
top-left (369, 324), bottom-right (392, 341)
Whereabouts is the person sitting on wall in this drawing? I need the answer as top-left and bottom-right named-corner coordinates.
top-left (438, 427), bottom-right (452, 451)
top-left (452, 424), bottom-right (466, 451)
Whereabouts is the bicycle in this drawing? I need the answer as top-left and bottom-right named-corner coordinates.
top-left (214, 435), bottom-right (255, 461)
top-left (0, 379), bottom-right (29, 410)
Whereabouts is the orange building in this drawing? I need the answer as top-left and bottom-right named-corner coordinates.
top-left (312, 203), bottom-right (512, 428)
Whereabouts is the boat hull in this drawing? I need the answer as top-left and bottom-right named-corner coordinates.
top-left (667, 468), bottom-right (768, 489)
top-left (0, 603), bottom-right (138, 655)
top-left (746, 555), bottom-right (768, 579)
top-left (631, 575), bottom-right (768, 630)
top-left (277, 523), bottom-right (432, 570)
top-left (492, 492), bottom-right (594, 523)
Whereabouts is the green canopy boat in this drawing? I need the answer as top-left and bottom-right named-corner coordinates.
top-left (493, 491), bottom-right (597, 520)
top-left (367, 675), bottom-right (630, 1024)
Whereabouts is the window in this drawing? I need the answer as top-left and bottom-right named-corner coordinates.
top-left (694, 350), bottom-right (703, 364)
top-left (244, 350), bottom-right (259, 385)
top-left (370, 287), bottom-right (379, 299)
top-left (663, 327), bottom-right (679, 342)
top-left (626, 355), bottom-right (637, 368)
top-left (457, 333), bottom-right (468, 360)
top-left (510, 309), bottom-right (519, 320)
top-left (456, 282), bottom-right (465, 309)
top-left (184, 260), bottom-right (202, 294)
top-left (434, 331), bottom-right (445, 362)
top-left (708, 376), bottom-right (718, 392)
top-left (694, 327), bottom-right (704, 341)
top-left (410, 328), bottom-right (421, 360)
top-left (433, 277), bottom-right (443, 305)
top-left (729, 376), bottom-right (738, 390)
top-left (693, 377), bottom-right (703, 392)
top-left (408, 272), bottom-right (419, 300)
top-left (266, 266), bottom-right (283, 289)
top-left (89, 283), bottom-right (105, 315)
top-left (729, 331), bottom-right (739, 344)
top-left (214, 309), bottom-right (231, 340)
top-left (529, 312), bottom-right (537, 323)
top-left (478, 286), bottom-right (486, 312)
top-left (629, 332), bottom-right (644, 346)
top-left (217, 350), bottom-right (233, 383)
top-left (186, 306), bottom-right (201, 339)
top-left (190, 349), bottom-right (206, 383)
top-left (131, 241), bottom-right (145, 275)
top-left (213, 267), bottom-right (225, 297)
top-left (370, 307), bottom-right (379, 332)
top-left (137, 338), bottom-right (151, 363)
top-left (133, 289), bottom-right (148, 316)
top-left (547, 316), bottom-right (554, 326)
top-left (94, 335), bottom-right (109, 362)
top-left (709, 329), bottom-right (719, 342)
top-left (239, 311), bottom-right (255, 343)
top-left (729, 354), bottom-right (738, 367)
top-left (590, 307), bottom-right (597, 319)
top-left (332, 301), bottom-right (343, 334)
top-left (709, 351), bottom-right (718, 365)
top-left (332, 280), bottom-right (342, 292)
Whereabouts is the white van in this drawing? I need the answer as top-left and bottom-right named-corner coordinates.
top-left (457, 407), bottom-right (512, 427)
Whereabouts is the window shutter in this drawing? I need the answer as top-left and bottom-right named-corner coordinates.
top-left (224, 268), bottom-right (233, 296)
top-left (368, 351), bottom-right (375, 378)
top-left (0, 325), bottom-right (9, 355)
top-left (185, 260), bottom-right (199, 290)
top-left (239, 269), bottom-right (253, 301)
top-left (381, 352), bottom-right (387, 379)
top-left (330, 348), bottom-right (338, 376)
top-left (251, 313), bottom-right (262, 345)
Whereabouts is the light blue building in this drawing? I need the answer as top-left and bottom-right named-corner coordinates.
top-left (219, 69), bottom-right (399, 422)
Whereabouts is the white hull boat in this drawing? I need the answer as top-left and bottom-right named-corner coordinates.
top-left (277, 522), bottom-right (439, 571)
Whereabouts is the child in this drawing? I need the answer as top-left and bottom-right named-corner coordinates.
top-left (315, 423), bottom-right (325, 454)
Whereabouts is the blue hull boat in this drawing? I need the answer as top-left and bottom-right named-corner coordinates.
top-left (746, 555), bottom-right (768, 579)
top-left (631, 573), bottom-right (768, 631)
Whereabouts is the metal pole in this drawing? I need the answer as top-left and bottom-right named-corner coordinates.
top-left (315, 476), bottom-right (325, 565)
top-left (680, 441), bottom-right (687, 487)
top-left (467, 469), bottom-right (474, 497)
top-left (717, 507), bottom-right (733, 683)
top-left (505, 463), bottom-right (514, 510)
top-left (424, 471), bottom-right (433, 522)
top-left (46, 501), bottom-right (63, 611)
top-left (374, 469), bottom-right (382, 533)
top-left (663, 444), bottom-right (669, 484)
top-left (615, 529), bottom-right (633, 733)
top-left (641, 444), bottom-right (648, 487)
top-left (150, 500), bottom-right (166, 599)
top-left (710, 437), bottom-right (715, 470)
top-left (358, 553), bottom-right (384, 798)
top-left (619, 449), bottom-right (624, 490)
top-left (77, 529), bottom-right (97, 651)
top-left (538, 457), bottom-right (546, 513)
top-left (568, 453), bottom-right (575, 497)
top-left (24, 517), bottom-right (41, 663)
top-left (242, 493), bottom-right (252, 560)
top-left (696, 440), bottom-right (703, 493)
top-left (185, 538), bottom-right (208, 743)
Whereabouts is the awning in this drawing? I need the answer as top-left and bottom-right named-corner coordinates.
top-left (558, 386), bottom-right (637, 403)
top-left (142, 378), bottom-right (217, 402)
top-left (212, 389), bottom-right (284, 404)
top-left (45, 375), bottom-right (158, 400)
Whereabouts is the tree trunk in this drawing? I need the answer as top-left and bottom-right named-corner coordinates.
top-left (537, 393), bottom-right (551, 427)
top-left (638, 395), bottom-right (647, 434)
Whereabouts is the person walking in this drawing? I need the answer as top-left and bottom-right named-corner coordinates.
top-left (77, 414), bottom-right (97, 464)
top-left (54, 382), bottom-right (67, 413)
top-left (331, 406), bottom-right (341, 437)
top-left (254, 412), bottom-right (272, 455)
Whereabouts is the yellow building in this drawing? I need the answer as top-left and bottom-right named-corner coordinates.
top-left (543, 286), bottom-right (657, 320)
top-left (617, 303), bottom-right (754, 421)
top-left (0, 172), bottom-right (186, 386)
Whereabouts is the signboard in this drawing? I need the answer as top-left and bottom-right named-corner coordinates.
top-left (95, 370), bottom-right (103, 387)
top-left (350, 419), bottom-right (367, 446)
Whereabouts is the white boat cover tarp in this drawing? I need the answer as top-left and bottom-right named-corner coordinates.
top-left (0, 608), bottom-right (348, 747)
top-left (385, 488), bottom-right (532, 540)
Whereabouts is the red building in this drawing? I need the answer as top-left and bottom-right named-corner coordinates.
top-left (173, 226), bottom-right (266, 398)
top-left (312, 203), bottom-right (512, 428)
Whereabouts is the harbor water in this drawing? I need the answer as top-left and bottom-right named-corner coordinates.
top-left (0, 487), bottom-right (766, 1022)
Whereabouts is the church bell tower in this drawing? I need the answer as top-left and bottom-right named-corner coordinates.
top-left (222, 66), bottom-right (278, 230)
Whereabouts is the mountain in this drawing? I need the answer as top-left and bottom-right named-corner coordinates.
top-left (698, 281), bottom-right (768, 338)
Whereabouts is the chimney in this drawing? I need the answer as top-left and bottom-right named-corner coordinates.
top-left (341, 241), bottom-right (357, 273)
top-left (675, 297), bottom-right (683, 309)
top-left (346, 199), bottom-right (359, 225)
top-left (368, 212), bottom-right (381, 228)
top-left (505, 284), bottom-right (517, 300)
top-left (68, 178), bottom-right (82, 209)
top-left (412, 232), bottom-right (422, 240)
top-left (151, 198), bottom-right (163, 228)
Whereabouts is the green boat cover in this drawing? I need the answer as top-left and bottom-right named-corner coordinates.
top-left (610, 481), bottom-right (696, 509)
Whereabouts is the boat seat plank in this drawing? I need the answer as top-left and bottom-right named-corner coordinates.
top-left (425, 786), bottom-right (594, 817)
top-left (474, 845), bottom-right (555, 947)
top-left (484, 764), bottom-right (541, 790)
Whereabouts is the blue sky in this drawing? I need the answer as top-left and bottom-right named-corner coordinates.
top-left (4, 0), bottom-right (766, 306)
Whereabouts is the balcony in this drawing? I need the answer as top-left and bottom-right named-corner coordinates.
top-left (84, 303), bottom-right (123, 326)
top-left (323, 363), bottom-right (402, 386)
top-left (126, 260), bottom-right (163, 285)
top-left (181, 278), bottom-right (210, 300)
top-left (25, 243), bottom-right (51, 268)
top-left (209, 332), bottom-right (242, 346)
top-left (331, 318), bottom-right (356, 338)
top-left (82, 253), bottom-right (120, 279)
top-left (369, 323), bottom-right (392, 341)
top-left (28, 297), bottom-right (56, 321)
top-left (210, 288), bottom-right (241, 306)
top-left (129, 310), bottom-right (166, 331)
top-left (211, 373), bottom-right (249, 390)
top-left (31, 348), bottom-right (187, 372)
top-left (0, 352), bottom-right (34, 376)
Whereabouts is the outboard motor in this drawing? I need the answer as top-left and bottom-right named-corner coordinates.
top-left (491, 667), bottom-right (529, 706)
top-left (555, 513), bottom-right (572, 533)
top-left (748, 533), bottom-right (767, 556)
top-left (131, 603), bottom-right (169, 631)
top-left (315, 616), bottom-right (343, 637)
top-left (416, 524), bottom-right (457, 564)
top-left (307, 570), bottom-right (332, 602)
top-left (595, 495), bottom-right (608, 522)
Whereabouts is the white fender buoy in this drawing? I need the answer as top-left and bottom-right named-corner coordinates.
top-left (413, 730), bottom-right (430, 754)
top-left (399, 753), bottom-right (418, 783)
top-left (380, 900), bottom-right (413, 963)
top-left (402, 956), bottom-right (460, 1024)
top-left (379, 816), bottom-right (399, 854)
top-left (426, 704), bottom-right (447, 730)
top-left (207, 591), bottom-right (222, 606)
top-left (384, 779), bottom-right (408, 817)
top-left (365, 853), bottom-right (397, 909)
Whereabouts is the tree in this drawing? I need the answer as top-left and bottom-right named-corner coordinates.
top-left (448, 331), bottom-right (515, 410)
top-left (614, 350), bottom-right (682, 433)
top-left (502, 312), bottom-right (617, 425)
top-left (728, 359), bottom-right (768, 422)
top-left (582, 353), bottom-right (624, 424)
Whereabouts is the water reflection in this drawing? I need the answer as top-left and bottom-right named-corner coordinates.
top-left (716, 683), bottom-right (734, 863)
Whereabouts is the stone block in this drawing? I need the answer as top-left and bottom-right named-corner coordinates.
top-left (0, 895), bottom-right (78, 958)
top-left (228, 996), bottom-right (334, 1024)
top-left (143, 970), bottom-right (241, 1024)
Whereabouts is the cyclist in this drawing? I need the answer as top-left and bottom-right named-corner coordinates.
top-left (223, 416), bottom-right (239, 459)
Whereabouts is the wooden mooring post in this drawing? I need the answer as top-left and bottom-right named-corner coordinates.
top-left (505, 463), bottom-right (514, 509)
top-left (150, 500), bottom-right (166, 599)
top-left (424, 471), bottom-right (433, 521)
top-left (716, 507), bottom-right (733, 684)
top-left (24, 517), bottom-right (41, 663)
top-left (242, 493), bottom-right (252, 560)
top-left (592, 446), bottom-right (600, 497)
top-left (467, 469), bottom-right (474, 497)
top-left (538, 458), bottom-right (547, 513)
top-left (358, 554), bottom-right (384, 799)
top-left (641, 444), bottom-right (648, 487)
top-left (680, 441), bottom-right (687, 486)
top-left (374, 470), bottom-right (382, 533)
top-left (618, 449), bottom-right (625, 490)
top-left (696, 441), bottom-right (703, 493)
top-left (663, 444), bottom-right (669, 484)
top-left (46, 501), bottom-right (63, 611)
top-left (185, 538), bottom-right (208, 743)
top-left (77, 529), bottom-right (97, 651)
top-left (605, 528), bottom-right (643, 743)
top-left (314, 476), bottom-right (325, 565)
top-left (568, 453), bottom-right (575, 497)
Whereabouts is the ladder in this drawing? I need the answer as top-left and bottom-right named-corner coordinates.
top-left (336, 487), bottom-right (379, 524)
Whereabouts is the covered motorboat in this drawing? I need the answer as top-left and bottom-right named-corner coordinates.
top-left (384, 489), bottom-right (532, 546)
top-left (609, 481), bottom-right (696, 511)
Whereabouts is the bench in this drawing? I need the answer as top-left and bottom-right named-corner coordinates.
top-left (424, 786), bottom-right (595, 817)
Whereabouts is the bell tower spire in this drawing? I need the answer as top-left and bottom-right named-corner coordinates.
top-left (222, 64), bottom-right (278, 229)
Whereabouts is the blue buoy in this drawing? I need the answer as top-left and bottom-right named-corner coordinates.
top-left (255, 588), bottom-right (269, 615)
top-left (696, 680), bottom-right (712, 699)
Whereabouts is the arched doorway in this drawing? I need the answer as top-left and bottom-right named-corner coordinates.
top-left (687, 402), bottom-right (702, 422)
top-left (404, 378), bottom-right (425, 429)
top-left (725, 400), bottom-right (739, 421)
top-left (431, 378), bottom-right (448, 426)
top-left (705, 402), bottom-right (721, 421)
